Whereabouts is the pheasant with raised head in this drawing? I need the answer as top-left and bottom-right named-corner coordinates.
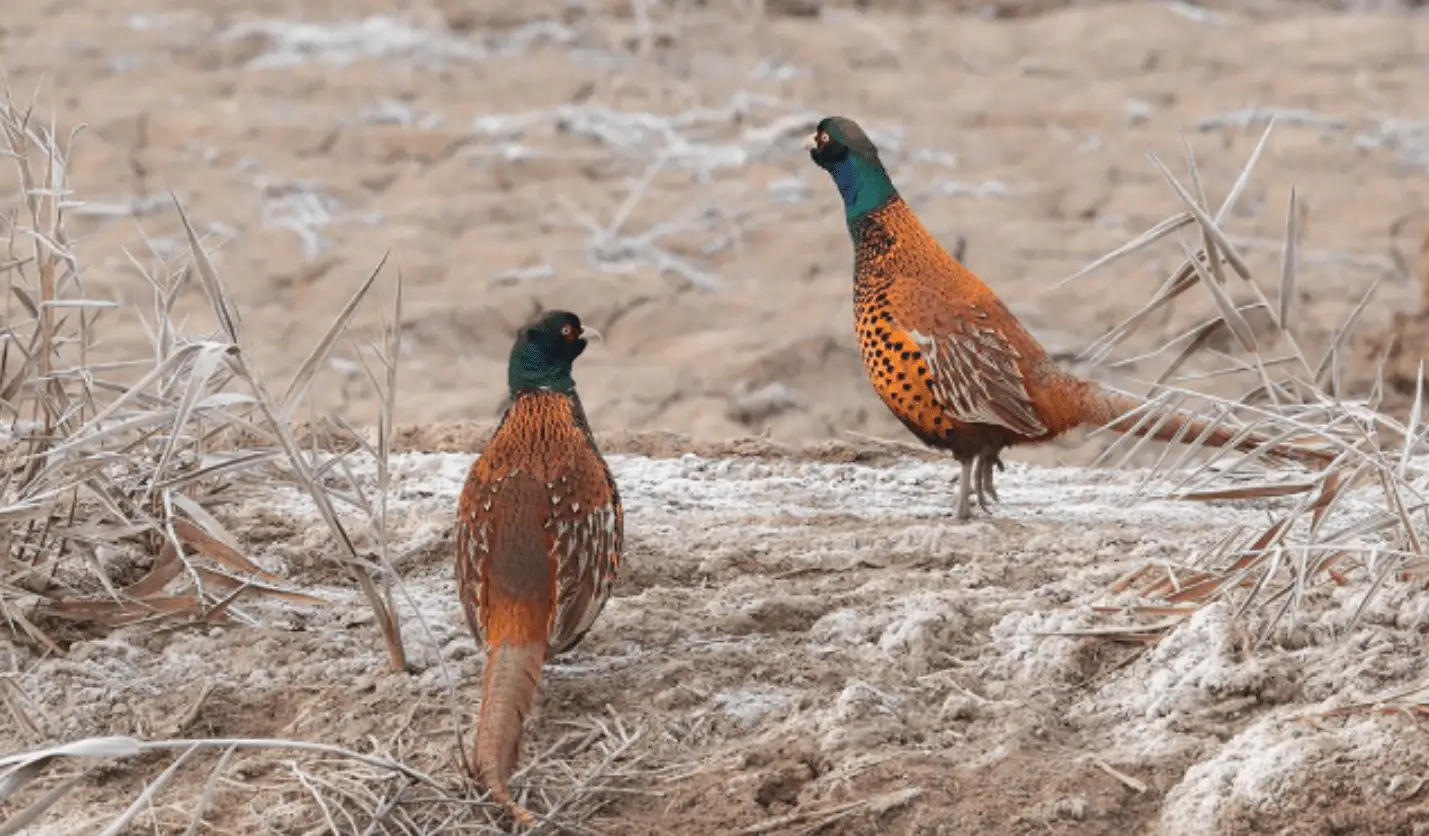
top-left (804, 116), bottom-right (1332, 522)
top-left (455, 310), bottom-right (622, 826)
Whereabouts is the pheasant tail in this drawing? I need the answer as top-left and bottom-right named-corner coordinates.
top-left (1079, 385), bottom-right (1333, 467)
top-left (474, 640), bottom-right (547, 826)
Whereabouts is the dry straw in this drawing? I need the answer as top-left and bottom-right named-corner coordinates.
top-left (0, 80), bottom-right (407, 668)
top-left (1054, 118), bottom-right (1429, 657)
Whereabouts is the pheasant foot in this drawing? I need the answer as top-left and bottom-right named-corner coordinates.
top-left (505, 801), bottom-right (536, 828)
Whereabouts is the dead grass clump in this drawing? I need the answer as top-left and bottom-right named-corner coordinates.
top-left (1058, 118), bottom-right (1429, 650)
top-left (0, 82), bottom-right (407, 667)
top-left (0, 76), bottom-right (419, 820)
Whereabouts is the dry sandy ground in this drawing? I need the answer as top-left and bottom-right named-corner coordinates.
top-left (6, 1), bottom-right (1429, 835)
top-left (3, 0), bottom-right (1429, 463)
top-left (5, 433), bottom-right (1429, 834)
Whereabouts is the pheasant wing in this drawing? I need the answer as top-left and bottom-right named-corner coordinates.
top-left (455, 459), bottom-right (505, 648)
top-left (900, 303), bottom-right (1048, 438)
top-left (457, 393), bottom-right (623, 657)
top-left (547, 449), bottom-right (623, 655)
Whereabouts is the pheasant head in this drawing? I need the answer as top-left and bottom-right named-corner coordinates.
top-left (804, 115), bottom-right (899, 226)
top-left (507, 310), bottom-right (603, 396)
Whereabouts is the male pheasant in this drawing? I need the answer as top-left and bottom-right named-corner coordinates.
top-left (455, 310), bottom-right (622, 826)
top-left (804, 116), bottom-right (1333, 522)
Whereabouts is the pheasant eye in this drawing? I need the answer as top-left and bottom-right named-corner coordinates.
top-left (818, 131), bottom-right (830, 146)
top-left (561, 324), bottom-right (574, 339)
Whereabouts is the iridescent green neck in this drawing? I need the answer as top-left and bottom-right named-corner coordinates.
top-left (508, 342), bottom-right (576, 396)
top-left (830, 154), bottom-right (897, 232)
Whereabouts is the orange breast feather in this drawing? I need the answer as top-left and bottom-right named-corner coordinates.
top-left (854, 202), bottom-right (1052, 442)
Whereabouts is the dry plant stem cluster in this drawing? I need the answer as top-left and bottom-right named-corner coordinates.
top-left (0, 83), bottom-right (407, 667)
top-left (1057, 117), bottom-right (1429, 653)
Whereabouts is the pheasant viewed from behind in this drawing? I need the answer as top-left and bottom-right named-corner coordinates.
top-left (804, 115), bottom-right (1332, 522)
top-left (455, 310), bottom-right (622, 826)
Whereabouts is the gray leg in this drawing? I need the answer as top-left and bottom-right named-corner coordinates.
top-left (977, 454), bottom-right (1004, 507)
top-left (972, 455), bottom-right (991, 511)
top-left (955, 458), bottom-right (974, 522)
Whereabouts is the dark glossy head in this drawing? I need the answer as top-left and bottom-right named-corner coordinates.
top-left (507, 310), bottom-right (603, 395)
top-left (805, 116), bottom-right (885, 172)
top-left (803, 116), bottom-right (897, 224)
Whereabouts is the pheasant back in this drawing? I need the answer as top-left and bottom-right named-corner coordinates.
top-left (456, 390), bottom-right (622, 657)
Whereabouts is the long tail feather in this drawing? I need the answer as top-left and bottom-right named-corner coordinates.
top-left (474, 640), bottom-right (547, 826)
top-left (1081, 386), bottom-right (1335, 468)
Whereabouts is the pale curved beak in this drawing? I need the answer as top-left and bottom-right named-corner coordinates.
top-left (580, 325), bottom-right (604, 344)
top-left (802, 133), bottom-right (818, 151)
